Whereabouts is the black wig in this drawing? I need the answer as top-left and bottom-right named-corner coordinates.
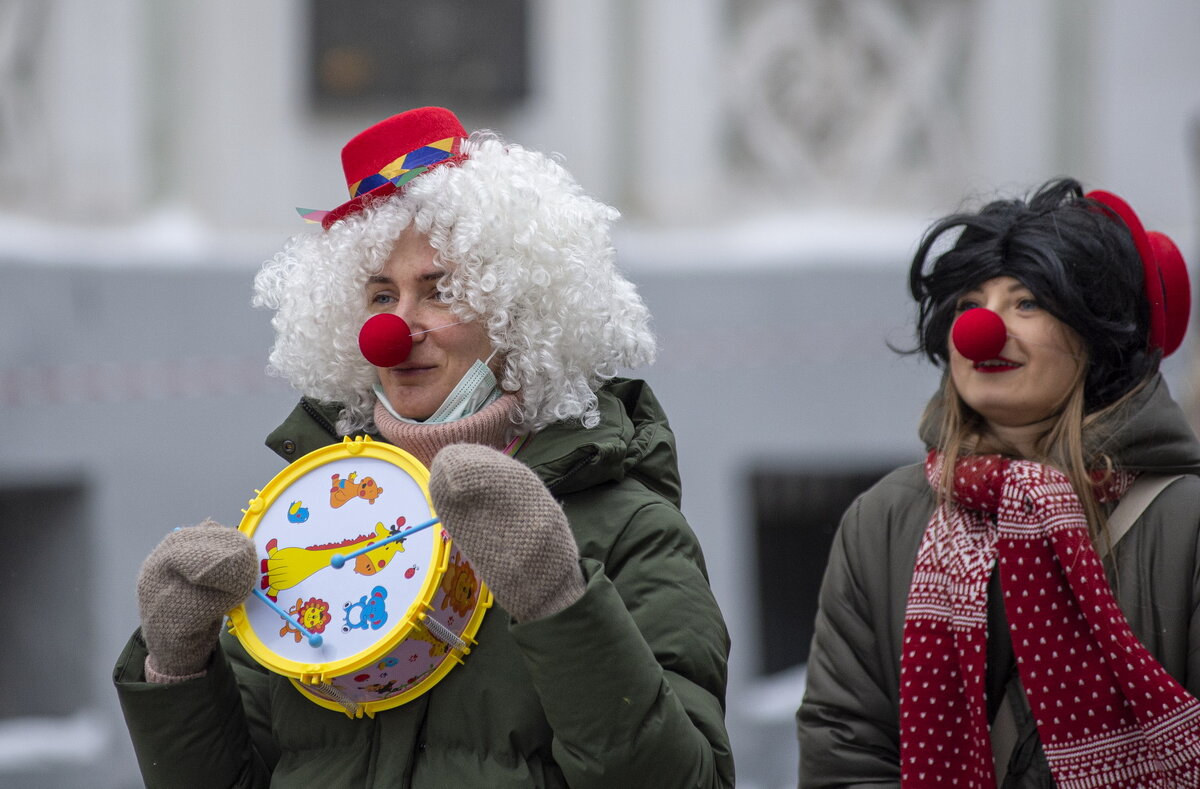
top-left (909, 177), bottom-right (1156, 412)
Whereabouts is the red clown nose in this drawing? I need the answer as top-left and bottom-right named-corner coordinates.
top-left (951, 308), bottom-right (1007, 362)
top-left (359, 313), bottom-right (414, 367)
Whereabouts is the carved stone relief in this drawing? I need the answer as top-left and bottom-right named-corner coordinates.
top-left (726, 0), bottom-right (976, 208)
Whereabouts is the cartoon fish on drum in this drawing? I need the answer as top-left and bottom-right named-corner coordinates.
top-left (260, 522), bottom-right (404, 596)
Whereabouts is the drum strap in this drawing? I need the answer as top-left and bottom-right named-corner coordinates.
top-left (988, 473), bottom-right (1183, 785)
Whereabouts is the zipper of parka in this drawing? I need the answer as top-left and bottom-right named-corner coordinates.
top-left (299, 397), bottom-right (340, 438)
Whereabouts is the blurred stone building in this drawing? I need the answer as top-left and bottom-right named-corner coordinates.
top-left (1, 2), bottom-right (1198, 787)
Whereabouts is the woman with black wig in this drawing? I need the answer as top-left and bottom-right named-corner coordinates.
top-left (798, 178), bottom-right (1200, 787)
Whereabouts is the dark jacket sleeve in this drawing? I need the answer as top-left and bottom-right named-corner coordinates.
top-left (113, 629), bottom-right (273, 789)
top-left (512, 500), bottom-right (734, 789)
top-left (1108, 475), bottom-right (1200, 699)
top-left (797, 493), bottom-right (909, 788)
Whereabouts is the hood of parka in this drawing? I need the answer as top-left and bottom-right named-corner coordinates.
top-left (265, 377), bottom-right (684, 506)
top-left (917, 373), bottom-right (1200, 475)
top-left (515, 378), bottom-right (683, 504)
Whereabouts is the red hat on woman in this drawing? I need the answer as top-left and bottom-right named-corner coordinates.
top-left (300, 107), bottom-right (468, 230)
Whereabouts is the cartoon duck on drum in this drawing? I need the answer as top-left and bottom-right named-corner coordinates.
top-left (260, 521), bottom-right (404, 597)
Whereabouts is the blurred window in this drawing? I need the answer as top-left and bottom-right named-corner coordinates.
top-left (0, 480), bottom-right (92, 716)
top-left (309, 0), bottom-right (529, 112)
top-left (750, 464), bottom-right (894, 675)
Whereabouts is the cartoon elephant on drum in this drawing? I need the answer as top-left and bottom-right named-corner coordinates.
top-left (343, 586), bottom-right (389, 631)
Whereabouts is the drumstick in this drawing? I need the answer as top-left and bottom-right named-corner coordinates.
top-left (252, 588), bottom-right (324, 648)
top-left (329, 516), bottom-right (441, 570)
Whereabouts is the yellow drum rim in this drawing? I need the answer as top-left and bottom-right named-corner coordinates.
top-left (291, 583), bottom-right (493, 717)
top-left (228, 436), bottom-right (446, 684)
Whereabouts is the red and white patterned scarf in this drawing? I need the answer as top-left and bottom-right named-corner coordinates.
top-left (900, 451), bottom-right (1200, 788)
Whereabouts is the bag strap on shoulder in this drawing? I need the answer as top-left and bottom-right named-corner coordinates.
top-left (1097, 474), bottom-right (1183, 559)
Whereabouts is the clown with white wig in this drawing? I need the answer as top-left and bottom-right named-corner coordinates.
top-left (115, 107), bottom-right (734, 788)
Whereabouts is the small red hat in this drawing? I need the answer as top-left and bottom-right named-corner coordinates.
top-left (301, 107), bottom-right (469, 230)
top-left (1087, 190), bottom-right (1191, 357)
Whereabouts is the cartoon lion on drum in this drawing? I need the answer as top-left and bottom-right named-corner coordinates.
top-left (441, 551), bottom-right (478, 617)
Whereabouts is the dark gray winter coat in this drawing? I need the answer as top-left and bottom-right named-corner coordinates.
top-left (797, 375), bottom-right (1200, 787)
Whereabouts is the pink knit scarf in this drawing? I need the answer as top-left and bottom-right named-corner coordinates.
top-left (372, 392), bottom-right (521, 468)
top-left (900, 451), bottom-right (1200, 788)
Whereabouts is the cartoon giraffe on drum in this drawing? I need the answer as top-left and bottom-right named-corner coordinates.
top-left (261, 521), bottom-right (405, 598)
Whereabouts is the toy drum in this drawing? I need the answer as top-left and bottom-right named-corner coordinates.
top-left (227, 435), bottom-right (491, 718)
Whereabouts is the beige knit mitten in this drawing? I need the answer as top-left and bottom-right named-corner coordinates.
top-left (136, 520), bottom-right (257, 682)
top-left (429, 444), bottom-right (586, 622)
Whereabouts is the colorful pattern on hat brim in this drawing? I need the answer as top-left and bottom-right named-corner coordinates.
top-left (297, 208), bottom-right (330, 225)
top-left (1087, 189), bottom-right (1190, 357)
top-left (300, 138), bottom-right (467, 230)
top-left (347, 136), bottom-right (463, 198)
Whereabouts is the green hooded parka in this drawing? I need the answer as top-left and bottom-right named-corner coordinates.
top-left (116, 379), bottom-right (734, 788)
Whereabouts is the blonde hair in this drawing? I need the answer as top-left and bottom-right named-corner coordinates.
top-left (253, 131), bottom-right (656, 434)
top-left (926, 364), bottom-right (1147, 545)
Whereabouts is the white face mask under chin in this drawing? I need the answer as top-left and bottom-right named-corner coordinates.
top-left (374, 352), bottom-right (501, 425)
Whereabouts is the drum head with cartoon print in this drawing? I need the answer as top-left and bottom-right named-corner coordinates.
top-left (227, 436), bottom-right (490, 717)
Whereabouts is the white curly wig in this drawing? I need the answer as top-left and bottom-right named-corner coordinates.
top-left (252, 131), bottom-right (657, 435)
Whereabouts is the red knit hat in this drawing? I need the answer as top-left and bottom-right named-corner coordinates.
top-left (300, 107), bottom-right (468, 230)
top-left (1087, 190), bottom-right (1191, 356)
